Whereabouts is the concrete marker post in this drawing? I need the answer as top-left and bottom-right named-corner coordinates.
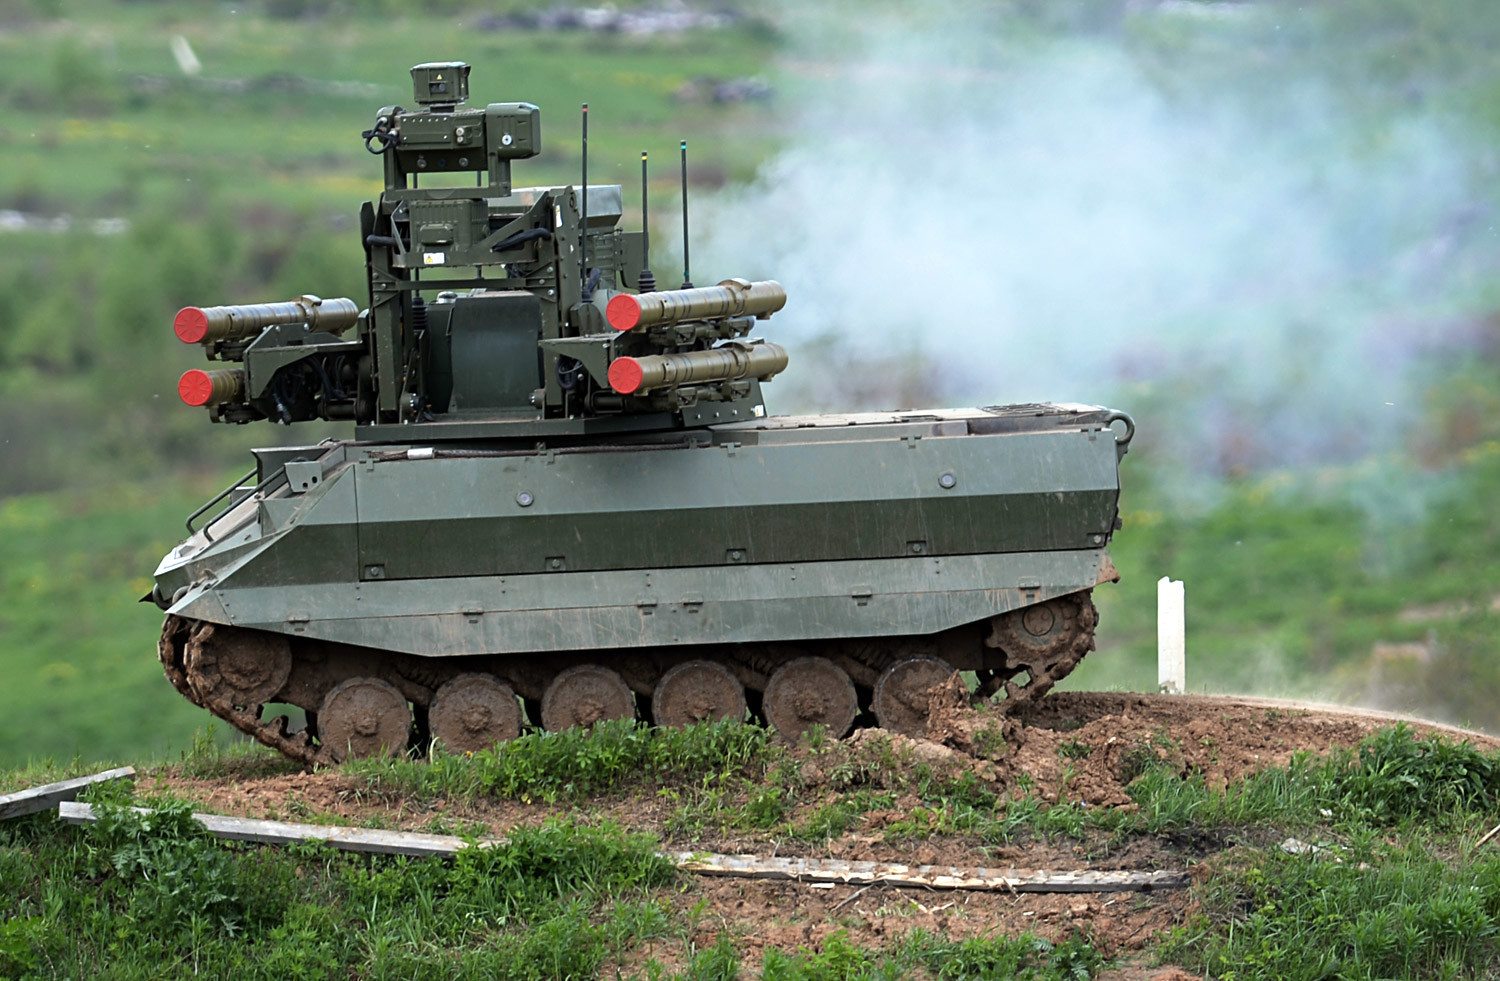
top-left (1158, 576), bottom-right (1185, 693)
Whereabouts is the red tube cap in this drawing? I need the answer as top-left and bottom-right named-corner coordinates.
top-left (607, 357), bottom-right (644, 394)
top-left (174, 307), bottom-right (209, 344)
top-left (178, 369), bottom-right (215, 406)
top-left (606, 294), bottom-right (642, 331)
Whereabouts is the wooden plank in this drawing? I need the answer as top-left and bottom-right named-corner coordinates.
top-left (55, 803), bottom-right (1188, 893)
top-left (667, 852), bottom-right (1189, 893)
top-left (58, 802), bottom-right (495, 858)
top-left (0, 767), bottom-right (135, 821)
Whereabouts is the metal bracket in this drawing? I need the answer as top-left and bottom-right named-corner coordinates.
top-left (284, 460), bottom-right (324, 494)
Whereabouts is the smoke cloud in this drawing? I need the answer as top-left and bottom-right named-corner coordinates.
top-left (689, 1), bottom-right (1497, 479)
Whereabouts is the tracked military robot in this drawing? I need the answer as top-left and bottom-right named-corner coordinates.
top-left (151, 63), bottom-right (1134, 764)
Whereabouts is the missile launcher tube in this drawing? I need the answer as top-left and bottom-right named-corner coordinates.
top-left (178, 368), bottom-right (246, 407)
top-left (607, 340), bottom-right (789, 395)
top-left (173, 295), bottom-right (360, 345)
top-left (606, 279), bottom-right (786, 332)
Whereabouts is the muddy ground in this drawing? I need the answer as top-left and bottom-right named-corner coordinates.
top-left (156, 692), bottom-right (1499, 978)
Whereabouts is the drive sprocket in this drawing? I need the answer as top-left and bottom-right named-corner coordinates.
top-left (983, 592), bottom-right (1098, 707)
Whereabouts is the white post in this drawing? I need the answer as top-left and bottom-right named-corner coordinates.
top-left (170, 36), bottom-right (202, 77)
top-left (1158, 576), bottom-right (1185, 694)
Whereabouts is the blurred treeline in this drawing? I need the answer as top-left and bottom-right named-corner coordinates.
top-left (1, 0), bottom-right (1500, 763)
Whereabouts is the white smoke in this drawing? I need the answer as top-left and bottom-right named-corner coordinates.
top-left (686, 1), bottom-right (1493, 476)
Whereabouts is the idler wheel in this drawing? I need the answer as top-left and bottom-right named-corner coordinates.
top-left (652, 660), bottom-right (746, 727)
top-left (186, 624), bottom-right (292, 708)
top-left (317, 677), bottom-right (411, 762)
top-left (762, 657), bottom-right (858, 740)
top-left (429, 673), bottom-right (522, 754)
top-left (872, 656), bottom-right (955, 738)
top-left (541, 665), bottom-right (635, 732)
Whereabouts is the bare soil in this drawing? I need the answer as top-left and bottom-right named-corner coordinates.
top-left (157, 692), bottom-right (1499, 974)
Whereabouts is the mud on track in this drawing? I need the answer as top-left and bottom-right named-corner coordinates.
top-left (157, 692), bottom-right (1498, 975)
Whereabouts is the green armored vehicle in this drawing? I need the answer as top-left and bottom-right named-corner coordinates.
top-left (151, 63), bottom-right (1134, 764)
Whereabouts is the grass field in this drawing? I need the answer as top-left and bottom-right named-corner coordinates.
top-left (0, 2), bottom-right (782, 212)
top-left (0, 477), bottom-right (232, 764)
top-left (5, 721), bottom-right (1500, 978)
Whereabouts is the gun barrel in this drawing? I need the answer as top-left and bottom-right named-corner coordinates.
top-left (606, 278), bottom-right (785, 332)
top-left (173, 295), bottom-right (360, 345)
top-left (178, 368), bottom-right (246, 406)
top-left (607, 340), bottom-right (789, 395)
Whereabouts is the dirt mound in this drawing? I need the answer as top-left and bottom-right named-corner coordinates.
top-left (916, 688), bottom-right (1499, 808)
top-left (155, 692), bottom-right (1498, 969)
top-left (164, 691), bottom-right (1498, 841)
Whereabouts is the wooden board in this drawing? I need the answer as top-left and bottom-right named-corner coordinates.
top-left (0, 767), bottom-right (135, 821)
top-left (57, 801), bottom-right (1187, 892)
top-left (58, 802), bottom-right (496, 858)
top-left (668, 851), bottom-right (1189, 892)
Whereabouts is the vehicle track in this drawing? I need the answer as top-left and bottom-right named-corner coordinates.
top-left (158, 591), bottom-right (1100, 767)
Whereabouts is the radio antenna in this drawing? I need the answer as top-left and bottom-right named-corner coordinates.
top-left (680, 140), bottom-right (693, 289)
top-left (637, 151), bottom-right (656, 293)
top-left (580, 103), bottom-right (591, 303)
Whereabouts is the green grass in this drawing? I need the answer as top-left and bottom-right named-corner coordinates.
top-left (359, 718), bottom-right (1500, 853)
top-left (0, 478), bottom-right (254, 767)
top-left (751, 930), bottom-right (1105, 981)
top-left (1163, 840), bottom-right (1500, 980)
top-left (0, 780), bottom-right (1115, 979)
top-left (9, 724), bottom-right (1500, 978)
top-left (1018, 725), bottom-right (1500, 843)
top-left (0, 791), bottom-right (1112, 980)
top-left (349, 716), bottom-right (774, 804)
top-left (0, 2), bottom-right (782, 213)
top-left (0, 790), bottom-right (681, 979)
top-left (0, 747), bottom-right (1127, 980)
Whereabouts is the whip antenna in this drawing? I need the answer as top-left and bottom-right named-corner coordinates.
top-left (580, 104), bottom-right (591, 303)
top-left (680, 140), bottom-right (693, 289)
top-left (638, 150), bottom-right (656, 293)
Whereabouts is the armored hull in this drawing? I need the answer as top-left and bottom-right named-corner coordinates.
top-left (155, 402), bottom-right (1129, 762)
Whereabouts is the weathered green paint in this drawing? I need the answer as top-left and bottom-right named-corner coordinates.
top-left (350, 427), bottom-right (1116, 579)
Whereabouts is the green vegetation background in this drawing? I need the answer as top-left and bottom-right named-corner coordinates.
top-left (1, 0), bottom-right (1499, 766)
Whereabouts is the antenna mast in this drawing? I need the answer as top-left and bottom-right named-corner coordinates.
top-left (680, 140), bottom-right (693, 289)
top-left (638, 151), bottom-right (656, 293)
top-left (580, 103), bottom-right (591, 303)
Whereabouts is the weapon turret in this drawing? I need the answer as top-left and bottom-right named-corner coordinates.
top-left (173, 62), bottom-right (788, 439)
